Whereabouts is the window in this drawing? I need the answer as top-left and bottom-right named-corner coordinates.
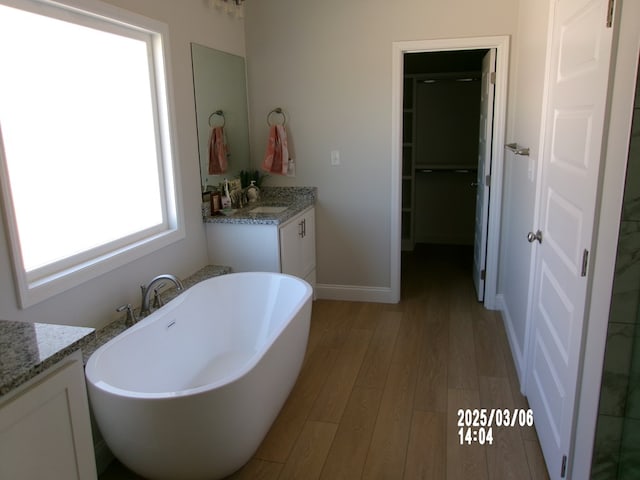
top-left (0, 0), bottom-right (183, 308)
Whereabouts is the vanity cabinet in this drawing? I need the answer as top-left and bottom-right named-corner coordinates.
top-left (0, 350), bottom-right (97, 480)
top-left (206, 206), bottom-right (316, 287)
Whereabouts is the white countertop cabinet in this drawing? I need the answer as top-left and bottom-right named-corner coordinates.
top-left (206, 206), bottom-right (316, 288)
top-left (0, 350), bottom-right (97, 480)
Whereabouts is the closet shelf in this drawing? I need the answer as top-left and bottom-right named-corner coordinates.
top-left (415, 164), bottom-right (477, 171)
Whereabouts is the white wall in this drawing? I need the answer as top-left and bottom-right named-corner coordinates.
top-left (244, 0), bottom-right (520, 293)
top-left (496, 0), bottom-right (551, 381)
top-left (0, 0), bottom-right (244, 328)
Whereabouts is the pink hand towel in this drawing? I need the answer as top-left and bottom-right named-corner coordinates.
top-left (208, 126), bottom-right (228, 174)
top-left (262, 124), bottom-right (289, 175)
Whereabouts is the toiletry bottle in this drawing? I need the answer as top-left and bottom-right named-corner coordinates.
top-left (222, 179), bottom-right (232, 209)
top-left (211, 188), bottom-right (222, 213)
top-left (246, 180), bottom-right (260, 203)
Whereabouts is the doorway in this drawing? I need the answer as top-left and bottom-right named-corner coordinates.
top-left (390, 36), bottom-right (510, 308)
top-left (401, 49), bottom-right (492, 301)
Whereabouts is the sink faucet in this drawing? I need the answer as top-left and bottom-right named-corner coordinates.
top-left (140, 274), bottom-right (184, 317)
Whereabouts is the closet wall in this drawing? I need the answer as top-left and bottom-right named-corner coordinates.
top-left (402, 50), bottom-right (487, 249)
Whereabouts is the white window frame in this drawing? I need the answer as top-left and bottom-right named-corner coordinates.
top-left (0, 0), bottom-right (184, 308)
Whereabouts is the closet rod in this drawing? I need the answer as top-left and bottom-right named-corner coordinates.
top-left (416, 168), bottom-right (476, 173)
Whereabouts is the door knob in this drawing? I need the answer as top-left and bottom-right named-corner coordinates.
top-left (527, 230), bottom-right (543, 244)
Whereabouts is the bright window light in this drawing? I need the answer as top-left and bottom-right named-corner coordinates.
top-left (0, 0), bottom-right (182, 307)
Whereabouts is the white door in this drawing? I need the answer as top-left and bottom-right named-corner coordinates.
top-left (472, 49), bottom-right (496, 302)
top-left (525, 0), bottom-right (614, 478)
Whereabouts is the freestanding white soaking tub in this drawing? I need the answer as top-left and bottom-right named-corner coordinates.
top-left (85, 272), bottom-right (312, 480)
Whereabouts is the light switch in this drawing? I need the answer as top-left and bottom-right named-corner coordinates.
top-left (331, 150), bottom-right (340, 166)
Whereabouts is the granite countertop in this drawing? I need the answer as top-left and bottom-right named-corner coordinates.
top-left (0, 265), bottom-right (231, 398)
top-left (0, 321), bottom-right (95, 397)
top-left (204, 186), bottom-right (317, 226)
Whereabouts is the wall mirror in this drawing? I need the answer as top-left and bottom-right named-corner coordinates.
top-left (191, 43), bottom-right (250, 192)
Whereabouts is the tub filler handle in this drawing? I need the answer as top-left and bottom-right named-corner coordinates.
top-left (152, 282), bottom-right (166, 309)
top-left (116, 304), bottom-right (138, 327)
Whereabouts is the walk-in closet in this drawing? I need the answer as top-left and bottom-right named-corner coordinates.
top-left (401, 50), bottom-right (489, 251)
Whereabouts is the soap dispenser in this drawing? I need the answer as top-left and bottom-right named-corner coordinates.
top-left (221, 179), bottom-right (232, 209)
top-left (246, 180), bottom-right (260, 203)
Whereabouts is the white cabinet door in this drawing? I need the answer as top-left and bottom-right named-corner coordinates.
top-left (0, 351), bottom-right (97, 480)
top-left (299, 207), bottom-right (316, 280)
top-left (280, 207), bottom-right (316, 280)
top-left (280, 214), bottom-right (301, 277)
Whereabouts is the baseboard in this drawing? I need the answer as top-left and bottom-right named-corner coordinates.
top-left (315, 283), bottom-right (397, 303)
top-left (496, 294), bottom-right (526, 392)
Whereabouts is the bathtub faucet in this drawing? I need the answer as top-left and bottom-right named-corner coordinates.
top-left (140, 274), bottom-right (184, 317)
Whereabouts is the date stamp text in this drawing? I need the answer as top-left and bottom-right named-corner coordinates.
top-left (457, 408), bottom-right (534, 445)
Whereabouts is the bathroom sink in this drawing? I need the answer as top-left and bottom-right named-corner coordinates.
top-left (249, 206), bottom-right (288, 214)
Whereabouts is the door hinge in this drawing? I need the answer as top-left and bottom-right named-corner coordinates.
top-left (480, 269), bottom-right (486, 280)
top-left (581, 249), bottom-right (589, 277)
top-left (490, 72), bottom-right (496, 84)
top-left (485, 175), bottom-right (491, 187)
top-left (606, 0), bottom-right (615, 28)
top-left (561, 454), bottom-right (568, 478)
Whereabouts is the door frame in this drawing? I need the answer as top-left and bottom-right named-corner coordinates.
top-left (569, 1), bottom-right (640, 477)
top-left (391, 36), bottom-right (510, 307)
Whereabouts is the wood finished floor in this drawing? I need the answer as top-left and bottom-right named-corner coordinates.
top-left (100, 244), bottom-right (549, 480)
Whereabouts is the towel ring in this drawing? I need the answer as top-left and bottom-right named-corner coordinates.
top-left (267, 108), bottom-right (287, 126)
top-left (208, 110), bottom-right (225, 127)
